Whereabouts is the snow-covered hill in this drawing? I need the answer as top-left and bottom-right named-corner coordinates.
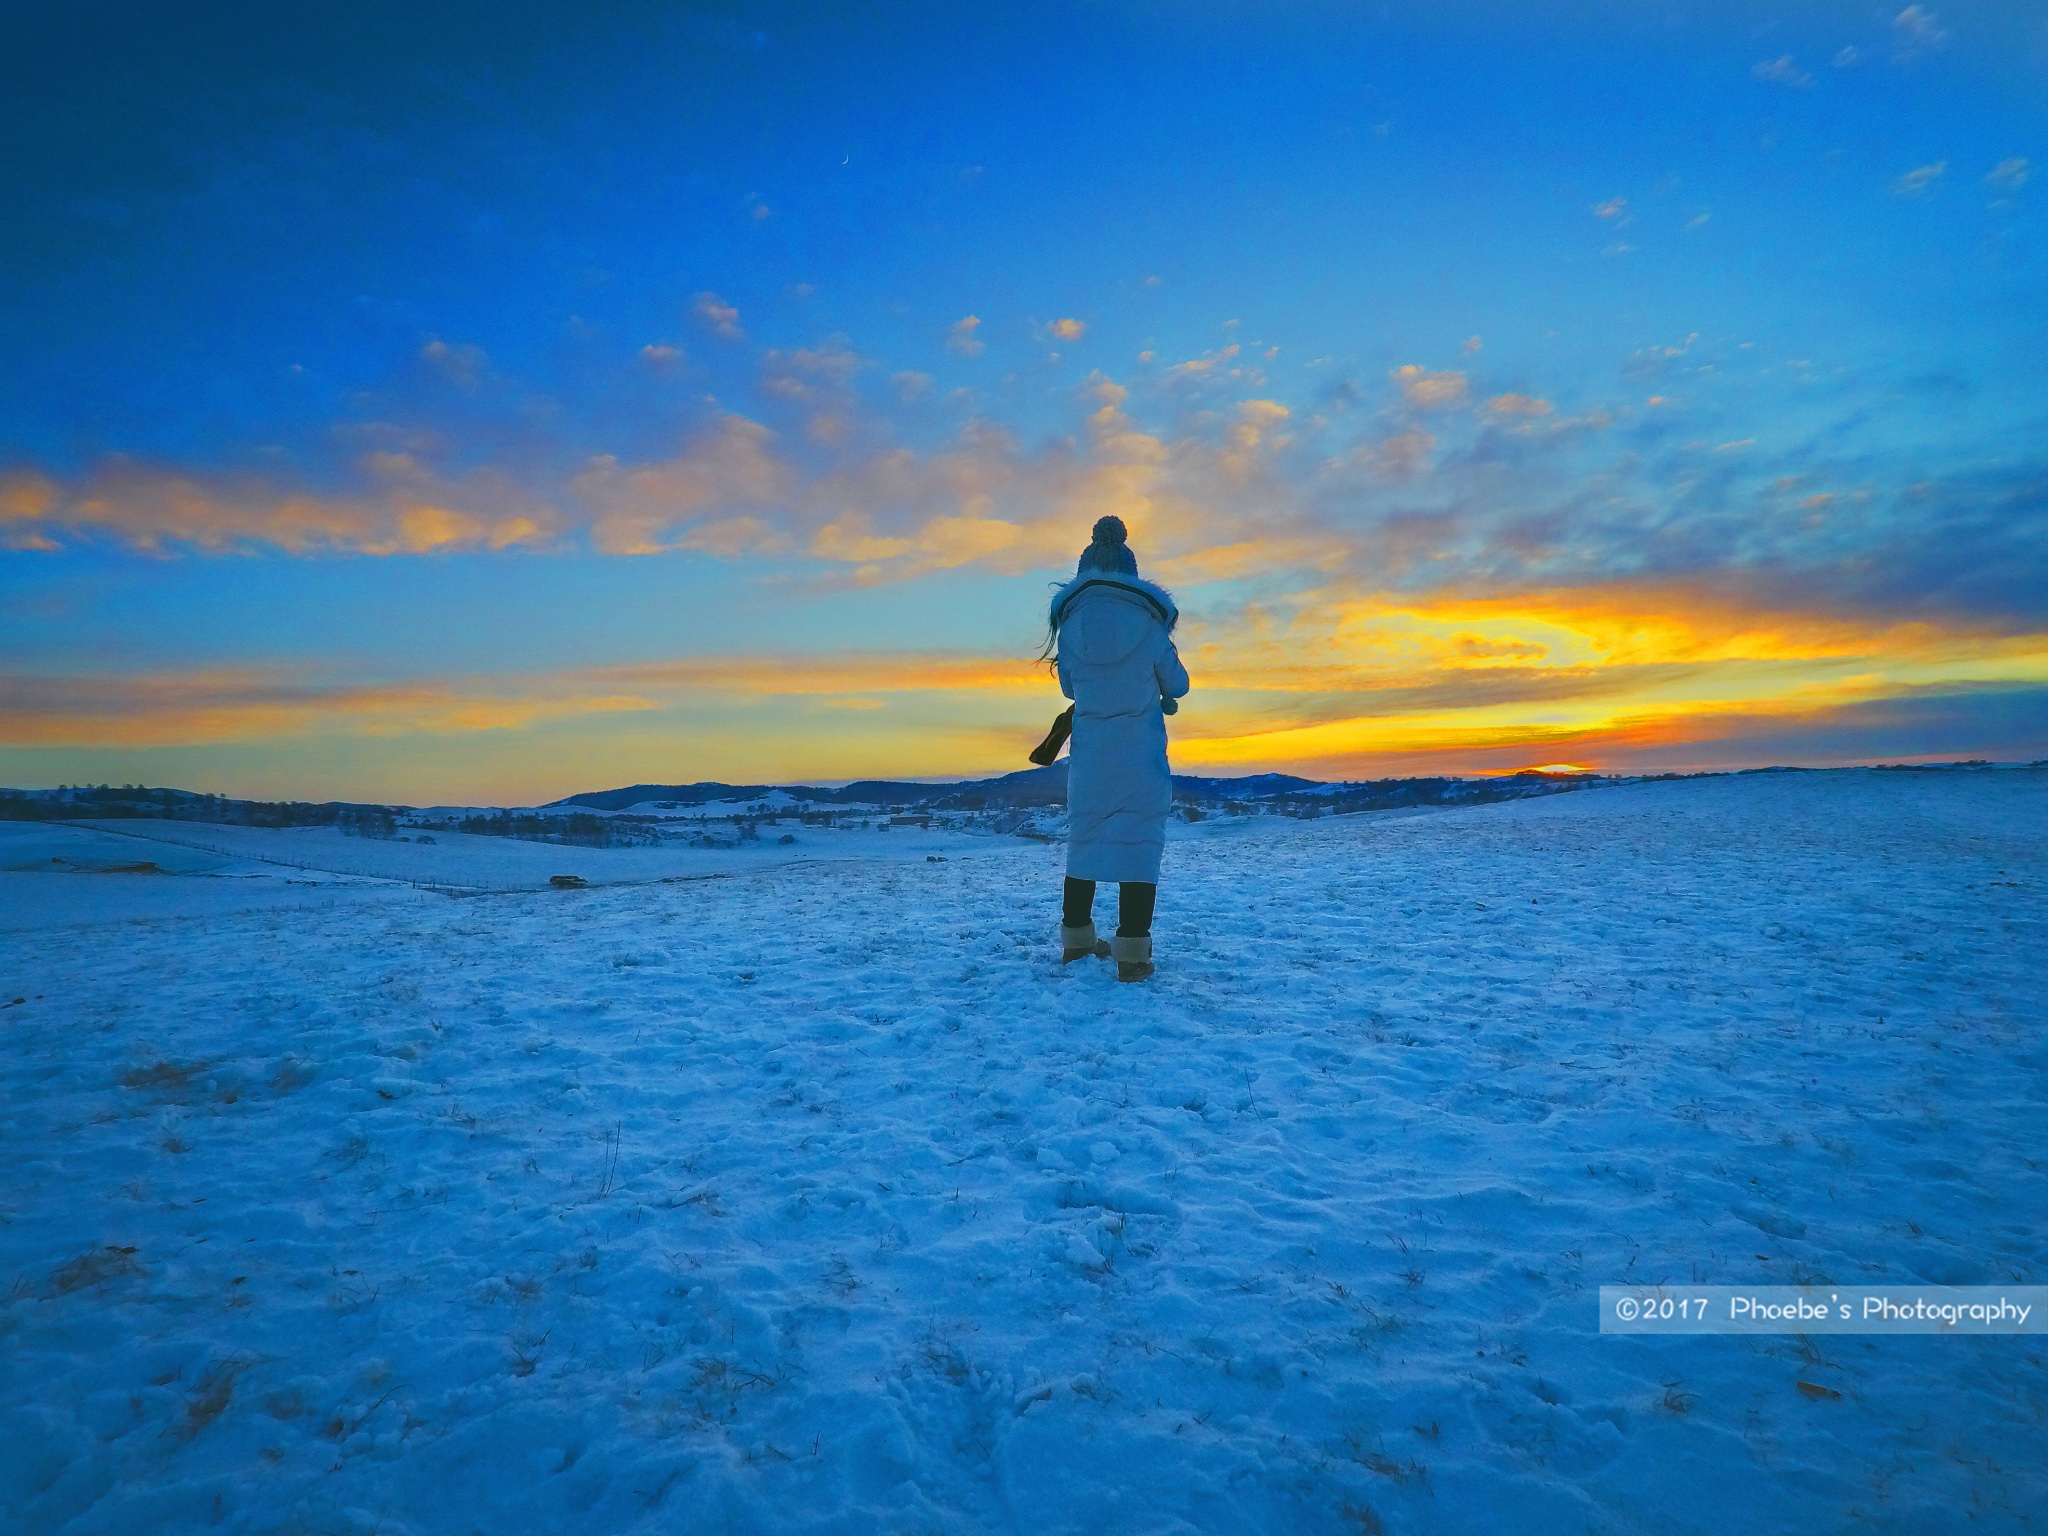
top-left (1, 768), bottom-right (2042, 1533)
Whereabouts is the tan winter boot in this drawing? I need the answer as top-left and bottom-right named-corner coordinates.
top-left (1061, 921), bottom-right (1111, 963)
top-left (1112, 934), bottom-right (1154, 983)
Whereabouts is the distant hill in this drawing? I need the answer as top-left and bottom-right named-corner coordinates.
top-left (550, 764), bottom-right (1340, 812)
top-left (8, 760), bottom-right (1859, 834)
top-left (545, 765), bottom-right (1073, 811)
top-left (545, 763), bottom-right (1623, 816)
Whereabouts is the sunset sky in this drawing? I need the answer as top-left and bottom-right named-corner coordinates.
top-left (4, 0), bottom-right (2045, 803)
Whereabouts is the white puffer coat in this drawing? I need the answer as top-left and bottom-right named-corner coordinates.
top-left (1052, 575), bottom-right (1191, 884)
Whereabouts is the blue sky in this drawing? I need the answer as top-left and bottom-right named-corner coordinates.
top-left (3, 0), bottom-right (2044, 801)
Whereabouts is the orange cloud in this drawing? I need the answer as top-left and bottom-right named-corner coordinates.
top-left (1390, 365), bottom-right (1467, 409)
top-left (13, 581), bottom-right (2043, 790)
top-left (1165, 344), bottom-right (1242, 380)
top-left (0, 460), bottom-right (557, 557)
top-left (0, 652), bottom-right (1060, 751)
top-left (0, 353), bottom-right (1509, 582)
top-left (573, 416), bottom-right (793, 556)
top-left (0, 668), bottom-right (657, 749)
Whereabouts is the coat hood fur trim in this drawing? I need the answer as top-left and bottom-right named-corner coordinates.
top-left (1049, 574), bottom-right (1179, 633)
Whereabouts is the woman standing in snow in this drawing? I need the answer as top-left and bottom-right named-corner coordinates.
top-left (1046, 516), bottom-right (1190, 982)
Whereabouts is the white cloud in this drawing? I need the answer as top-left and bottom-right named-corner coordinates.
top-left (1893, 161), bottom-right (1947, 196)
top-left (1893, 6), bottom-right (1948, 54)
top-left (1048, 318), bottom-right (1086, 342)
top-left (1592, 197), bottom-right (1628, 221)
top-left (693, 293), bottom-right (743, 340)
top-left (1164, 344), bottom-right (1242, 381)
top-left (1752, 56), bottom-right (1812, 88)
top-left (1986, 158), bottom-right (2030, 191)
top-left (1833, 45), bottom-right (1864, 67)
top-left (759, 340), bottom-right (864, 406)
top-left (946, 316), bottom-right (985, 357)
top-left (1390, 366), bottom-right (1467, 410)
top-left (419, 338), bottom-right (485, 387)
top-left (1372, 428), bottom-right (1437, 481)
top-left (574, 416), bottom-right (791, 556)
top-left (639, 344), bottom-right (684, 369)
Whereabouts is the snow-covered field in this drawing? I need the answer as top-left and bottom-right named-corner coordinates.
top-left (2, 769), bottom-right (2043, 1534)
top-left (44, 816), bottom-right (1008, 894)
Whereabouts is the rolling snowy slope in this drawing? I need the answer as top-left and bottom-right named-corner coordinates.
top-left (1, 769), bottom-right (2043, 1534)
top-left (51, 818), bottom-right (1010, 894)
top-left (0, 822), bottom-right (435, 932)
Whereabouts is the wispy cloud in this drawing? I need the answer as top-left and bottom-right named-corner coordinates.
top-left (0, 666), bottom-right (659, 748)
top-left (1390, 366), bottom-right (1467, 409)
top-left (1892, 5), bottom-right (1948, 57)
top-left (946, 316), bottom-right (984, 357)
top-left (13, 590), bottom-right (2042, 786)
top-left (761, 338), bottom-right (865, 403)
top-left (0, 649), bottom-right (1060, 752)
top-left (1164, 344), bottom-right (1243, 381)
top-left (419, 338), bottom-right (486, 387)
top-left (1985, 157), bottom-right (2029, 191)
top-left (572, 415), bottom-right (793, 557)
top-left (1893, 161), bottom-right (1947, 196)
top-left (693, 292), bottom-right (744, 339)
top-left (0, 459), bottom-right (555, 557)
top-left (10, 339), bottom-right (2048, 655)
top-left (1751, 56), bottom-right (1812, 88)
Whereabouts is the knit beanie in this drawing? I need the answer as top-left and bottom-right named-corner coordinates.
top-left (1078, 515), bottom-right (1138, 575)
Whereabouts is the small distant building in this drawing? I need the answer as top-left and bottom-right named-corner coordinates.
top-left (890, 814), bottom-right (932, 828)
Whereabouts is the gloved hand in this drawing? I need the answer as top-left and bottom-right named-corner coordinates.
top-left (1161, 695), bottom-right (1179, 715)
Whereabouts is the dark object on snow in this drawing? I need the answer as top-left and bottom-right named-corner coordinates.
top-left (778, 833), bottom-right (796, 844)
top-left (549, 874), bottom-right (588, 889)
top-left (1029, 706), bottom-right (1074, 765)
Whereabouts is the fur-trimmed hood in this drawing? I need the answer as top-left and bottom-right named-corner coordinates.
top-left (1048, 573), bottom-right (1178, 634)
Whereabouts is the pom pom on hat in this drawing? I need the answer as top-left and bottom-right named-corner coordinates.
top-left (1076, 514), bottom-right (1138, 575)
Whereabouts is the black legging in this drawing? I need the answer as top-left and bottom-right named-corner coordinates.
top-left (1063, 877), bottom-right (1155, 938)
